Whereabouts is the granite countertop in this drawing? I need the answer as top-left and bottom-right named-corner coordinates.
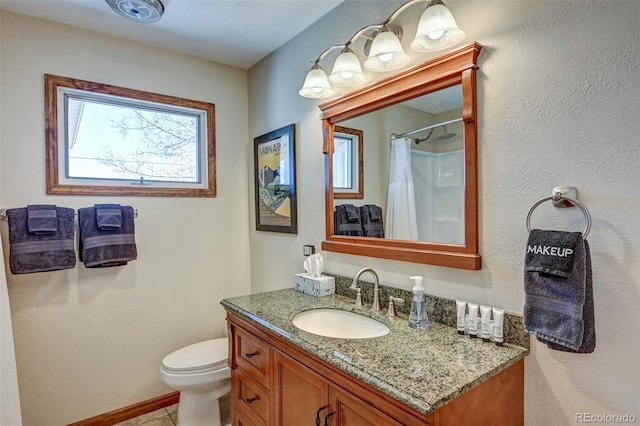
top-left (221, 289), bottom-right (529, 415)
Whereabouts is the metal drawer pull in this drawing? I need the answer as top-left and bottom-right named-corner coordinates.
top-left (245, 396), bottom-right (259, 404)
top-left (316, 405), bottom-right (330, 426)
top-left (324, 411), bottom-right (335, 426)
top-left (244, 351), bottom-right (259, 358)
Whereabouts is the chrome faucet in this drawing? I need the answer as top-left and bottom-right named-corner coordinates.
top-left (350, 267), bottom-right (382, 312)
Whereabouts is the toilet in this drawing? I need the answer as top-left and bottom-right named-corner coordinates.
top-left (160, 338), bottom-right (231, 426)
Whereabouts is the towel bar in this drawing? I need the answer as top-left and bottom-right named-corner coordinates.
top-left (526, 188), bottom-right (591, 238)
top-left (0, 208), bottom-right (138, 221)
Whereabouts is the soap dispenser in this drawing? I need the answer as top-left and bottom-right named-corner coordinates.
top-left (408, 276), bottom-right (429, 329)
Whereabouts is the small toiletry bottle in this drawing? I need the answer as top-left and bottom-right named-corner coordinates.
top-left (467, 303), bottom-right (479, 338)
top-left (456, 300), bottom-right (466, 335)
top-left (408, 276), bottom-right (429, 329)
top-left (480, 305), bottom-right (492, 342)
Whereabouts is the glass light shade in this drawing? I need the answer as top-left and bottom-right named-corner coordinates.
top-left (363, 30), bottom-right (409, 72)
top-left (328, 49), bottom-right (366, 86)
top-left (299, 65), bottom-right (335, 98)
top-left (410, 3), bottom-right (465, 52)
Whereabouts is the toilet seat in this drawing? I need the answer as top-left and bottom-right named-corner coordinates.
top-left (161, 338), bottom-right (228, 375)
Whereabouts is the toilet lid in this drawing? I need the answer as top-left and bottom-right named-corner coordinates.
top-left (162, 338), bottom-right (228, 373)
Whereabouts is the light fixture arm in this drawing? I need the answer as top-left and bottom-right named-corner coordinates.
top-left (311, 23), bottom-right (383, 66)
top-left (383, 0), bottom-right (433, 26)
top-left (346, 24), bottom-right (384, 46)
top-left (311, 44), bottom-right (344, 66)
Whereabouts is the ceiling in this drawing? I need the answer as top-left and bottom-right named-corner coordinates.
top-left (0, 0), bottom-right (345, 70)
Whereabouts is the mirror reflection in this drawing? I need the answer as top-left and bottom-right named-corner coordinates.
top-left (321, 42), bottom-right (481, 269)
top-left (333, 84), bottom-right (464, 244)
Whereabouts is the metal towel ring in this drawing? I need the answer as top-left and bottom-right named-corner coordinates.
top-left (526, 194), bottom-right (591, 238)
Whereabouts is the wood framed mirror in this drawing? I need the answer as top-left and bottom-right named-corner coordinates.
top-left (320, 42), bottom-right (482, 270)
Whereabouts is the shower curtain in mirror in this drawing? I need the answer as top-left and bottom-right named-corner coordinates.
top-left (385, 137), bottom-right (418, 240)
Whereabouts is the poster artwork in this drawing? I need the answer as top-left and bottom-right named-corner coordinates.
top-left (256, 134), bottom-right (291, 226)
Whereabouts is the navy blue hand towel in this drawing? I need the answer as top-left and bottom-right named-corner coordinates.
top-left (78, 205), bottom-right (137, 268)
top-left (6, 207), bottom-right (76, 274)
top-left (545, 240), bottom-right (595, 353)
top-left (26, 204), bottom-right (58, 234)
top-left (367, 204), bottom-right (381, 221)
top-left (344, 204), bottom-right (360, 221)
top-left (526, 229), bottom-right (581, 278)
top-left (95, 203), bottom-right (122, 230)
top-left (334, 204), bottom-right (364, 236)
top-left (524, 230), bottom-right (595, 353)
top-left (360, 205), bottom-right (384, 238)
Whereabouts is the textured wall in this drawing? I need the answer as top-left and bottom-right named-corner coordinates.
top-left (248, 1), bottom-right (640, 423)
top-left (0, 12), bottom-right (252, 425)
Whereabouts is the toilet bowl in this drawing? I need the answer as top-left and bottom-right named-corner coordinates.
top-left (160, 338), bottom-right (231, 426)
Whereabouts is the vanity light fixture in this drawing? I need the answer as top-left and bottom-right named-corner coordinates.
top-left (363, 26), bottom-right (410, 72)
top-left (299, 0), bottom-right (465, 99)
top-left (298, 64), bottom-right (335, 98)
top-left (411, 0), bottom-right (466, 52)
top-left (328, 47), bottom-right (366, 86)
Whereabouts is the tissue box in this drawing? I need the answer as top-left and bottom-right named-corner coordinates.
top-left (294, 273), bottom-right (335, 297)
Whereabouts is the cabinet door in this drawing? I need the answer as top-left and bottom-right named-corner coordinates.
top-left (235, 408), bottom-right (257, 426)
top-left (273, 351), bottom-right (329, 426)
top-left (329, 385), bottom-right (405, 426)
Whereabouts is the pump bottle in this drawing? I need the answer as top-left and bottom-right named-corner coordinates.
top-left (408, 276), bottom-right (429, 329)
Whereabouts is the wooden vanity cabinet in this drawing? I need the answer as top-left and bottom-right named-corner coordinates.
top-left (274, 350), bottom-right (406, 426)
top-left (226, 310), bottom-right (523, 426)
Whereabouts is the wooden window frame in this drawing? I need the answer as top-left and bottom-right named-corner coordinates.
top-left (45, 74), bottom-right (216, 197)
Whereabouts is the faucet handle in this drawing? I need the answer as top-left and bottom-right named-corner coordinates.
top-left (387, 296), bottom-right (405, 317)
top-left (350, 286), bottom-right (365, 308)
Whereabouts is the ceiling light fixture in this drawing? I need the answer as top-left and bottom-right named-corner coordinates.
top-left (299, 0), bottom-right (465, 99)
top-left (105, 0), bottom-right (165, 24)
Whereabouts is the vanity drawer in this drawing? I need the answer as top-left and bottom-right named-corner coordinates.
top-left (235, 327), bottom-right (271, 388)
top-left (235, 370), bottom-right (270, 425)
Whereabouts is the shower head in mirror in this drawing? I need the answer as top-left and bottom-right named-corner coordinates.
top-left (438, 125), bottom-right (456, 140)
top-left (414, 125), bottom-right (456, 144)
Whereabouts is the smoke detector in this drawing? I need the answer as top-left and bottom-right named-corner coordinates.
top-left (105, 0), bottom-right (165, 23)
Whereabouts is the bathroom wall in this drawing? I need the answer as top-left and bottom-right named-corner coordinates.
top-left (248, 1), bottom-right (640, 424)
top-left (0, 12), bottom-right (252, 425)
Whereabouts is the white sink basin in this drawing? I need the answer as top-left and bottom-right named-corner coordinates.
top-left (292, 309), bottom-right (390, 339)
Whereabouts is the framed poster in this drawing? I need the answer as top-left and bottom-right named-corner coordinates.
top-left (254, 124), bottom-right (297, 233)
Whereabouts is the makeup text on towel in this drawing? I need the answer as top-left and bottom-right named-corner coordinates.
top-left (527, 245), bottom-right (573, 257)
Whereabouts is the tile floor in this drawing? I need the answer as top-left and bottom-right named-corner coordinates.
top-left (113, 404), bottom-right (178, 426)
top-left (112, 395), bottom-right (230, 426)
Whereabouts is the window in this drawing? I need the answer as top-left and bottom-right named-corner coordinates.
top-left (332, 126), bottom-right (363, 199)
top-left (45, 74), bottom-right (216, 197)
